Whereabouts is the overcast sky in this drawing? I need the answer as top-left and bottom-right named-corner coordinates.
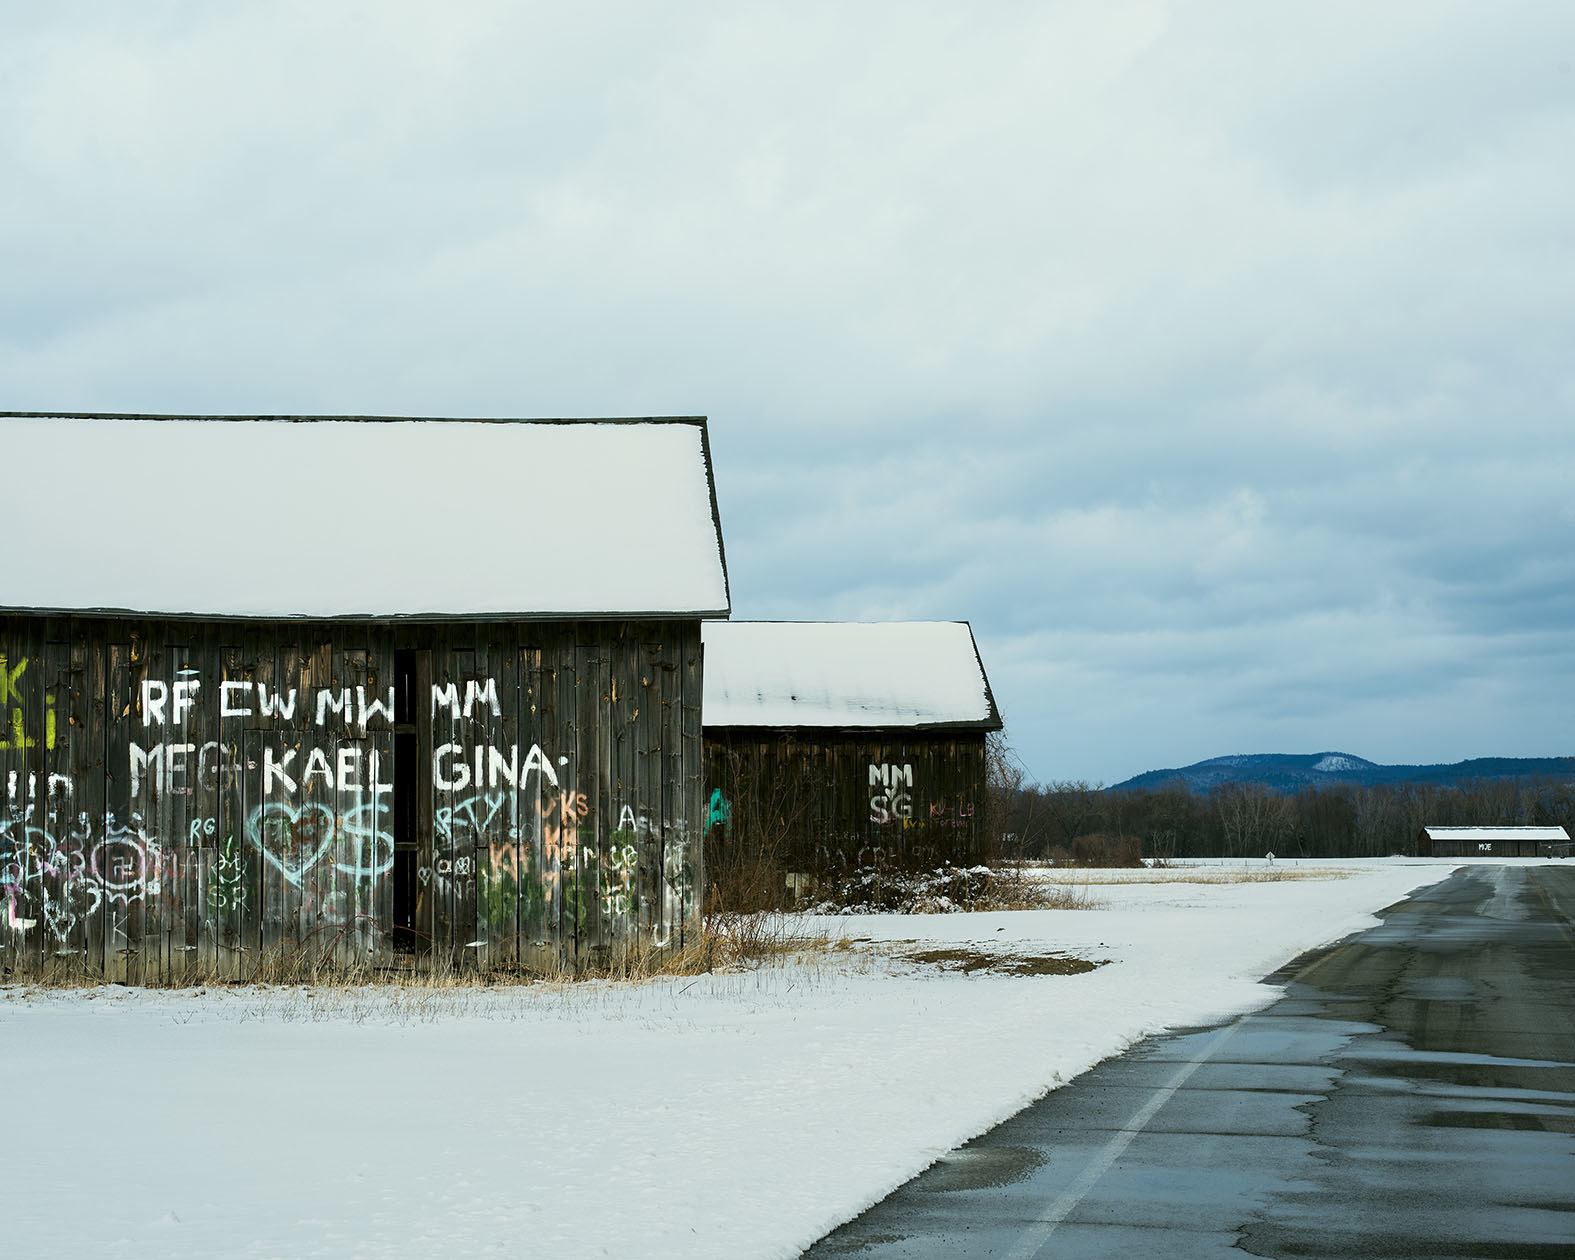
top-left (3, 2), bottom-right (1572, 784)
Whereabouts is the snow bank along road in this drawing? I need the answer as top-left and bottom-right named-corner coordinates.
top-left (2, 860), bottom-right (1459, 1259)
top-left (808, 863), bottom-right (1575, 1259)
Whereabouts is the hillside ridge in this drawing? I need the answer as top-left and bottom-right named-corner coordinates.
top-left (1109, 751), bottom-right (1575, 794)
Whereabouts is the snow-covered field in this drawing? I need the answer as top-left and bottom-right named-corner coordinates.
top-left (2, 859), bottom-right (1469, 1259)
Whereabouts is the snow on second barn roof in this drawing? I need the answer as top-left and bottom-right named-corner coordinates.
top-left (702, 621), bottom-right (999, 730)
top-left (0, 414), bottom-right (730, 620)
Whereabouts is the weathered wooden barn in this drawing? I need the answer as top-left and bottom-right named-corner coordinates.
top-left (701, 621), bottom-right (1001, 900)
top-left (1415, 825), bottom-right (1571, 858)
top-left (0, 413), bottom-right (729, 980)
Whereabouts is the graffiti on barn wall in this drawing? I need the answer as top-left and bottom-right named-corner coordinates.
top-left (0, 655), bottom-right (55, 750)
top-left (0, 771), bottom-right (148, 940)
top-left (928, 797), bottom-right (975, 828)
top-left (1, 665), bottom-right (693, 950)
top-left (869, 762), bottom-right (914, 826)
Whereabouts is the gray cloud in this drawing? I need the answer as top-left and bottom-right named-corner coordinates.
top-left (3, 1), bottom-right (1572, 782)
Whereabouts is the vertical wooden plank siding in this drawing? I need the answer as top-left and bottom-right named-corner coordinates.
top-left (608, 632), bottom-right (637, 944)
top-left (188, 626), bottom-right (217, 978)
top-left (450, 638), bottom-right (481, 970)
top-left (239, 627), bottom-right (269, 975)
top-left (556, 638), bottom-right (581, 963)
top-left (412, 646), bottom-right (434, 961)
top-left (214, 642), bottom-right (247, 976)
top-left (0, 628), bottom-right (20, 978)
top-left (518, 645), bottom-right (544, 969)
top-left (337, 640), bottom-right (368, 967)
top-left (368, 641), bottom-right (396, 967)
top-left (103, 640), bottom-right (132, 984)
top-left (0, 616), bottom-right (705, 980)
top-left (702, 728), bottom-right (993, 898)
top-left (126, 630), bottom-right (156, 985)
top-left (680, 629), bottom-right (704, 945)
top-left (488, 637), bottom-right (518, 969)
top-left (536, 638), bottom-right (562, 961)
top-left (635, 643), bottom-right (662, 945)
top-left (657, 638), bottom-right (687, 945)
top-left (7, 620), bottom-right (44, 973)
top-left (79, 621), bottom-right (108, 977)
top-left (576, 644), bottom-right (604, 955)
top-left (467, 631), bottom-right (493, 972)
top-left (38, 634), bottom-right (71, 976)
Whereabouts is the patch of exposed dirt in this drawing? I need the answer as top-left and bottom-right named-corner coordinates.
top-left (896, 947), bottom-right (1108, 977)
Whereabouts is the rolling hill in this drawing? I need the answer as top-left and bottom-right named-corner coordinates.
top-left (1108, 752), bottom-right (1575, 794)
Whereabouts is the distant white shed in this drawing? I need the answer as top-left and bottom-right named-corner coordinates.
top-left (1416, 826), bottom-right (1571, 858)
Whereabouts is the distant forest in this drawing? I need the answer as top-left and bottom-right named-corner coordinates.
top-left (992, 744), bottom-right (1575, 861)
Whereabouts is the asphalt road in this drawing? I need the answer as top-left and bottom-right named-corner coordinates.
top-left (804, 865), bottom-right (1575, 1260)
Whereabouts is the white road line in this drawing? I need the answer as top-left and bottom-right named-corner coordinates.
top-left (1005, 1020), bottom-right (1243, 1260)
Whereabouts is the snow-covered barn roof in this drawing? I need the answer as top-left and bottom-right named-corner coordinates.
top-left (702, 621), bottom-right (1000, 731)
top-left (1419, 826), bottom-right (1570, 841)
top-left (0, 414), bottom-right (730, 620)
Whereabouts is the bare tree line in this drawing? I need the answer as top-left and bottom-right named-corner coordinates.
top-left (994, 770), bottom-right (1575, 861)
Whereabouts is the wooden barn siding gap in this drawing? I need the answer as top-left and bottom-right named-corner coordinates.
top-left (188, 631), bottom-right (217, 977)
top-left (412, 644), bottom-right (435, 965)
top-left (32, 623), bottom-right (67, 973)
top-left (28, 634), bottom-right (55, 975)
top-left (610, 629), bottom-right (639, 945)
top-left (474, 631), bottom-right (508, 971)
top-left (2, 619), bottom-right (40, 974)
top-left (680, 632), bottom-right (704, 947)
top-left (518, 645), bottom-right (545, 968)
top-left (104, 641), bottom-right (131, 982)
top-left (661, 636), bottom-right (691, 946)
top-left (559, 630), bottom-right (582, 959)
top-left (640, 642), bottom-right (662, 945)
top-left (0, 627), bottom-right (16, 976)
top-left (537, 633), bottom-right (563, 961)
top-left (471, 629), bottom-right (494, 970)
top-left (127, 630), bottom-right (156, 984)
top-left (0, 615), bottom-right (704, 980)
top-left (587, 641), bottom-right (614, 957)
top-left (575, 641), bottom-right (599, 958)
top-left (215, 640), bottom-right (245, 976)
top-left (240, 626), bottom-right (271, 975)
top-left (80, 620), bottom-right (108, 977)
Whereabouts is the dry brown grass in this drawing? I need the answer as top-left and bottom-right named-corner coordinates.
top-left (894, 947), bottom-right (1107, 977)
top-left (1037, 865), bottom-right (1352, 886)
top-left (3, 913), bottom-right (836, 992)
top-left (1014, 880), bottom-right (1105, 910)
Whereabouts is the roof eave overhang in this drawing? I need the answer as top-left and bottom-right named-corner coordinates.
top-left (703, 717), bottom-right (1002, 736)
top-left (1, 606), bottom-right (730, 623)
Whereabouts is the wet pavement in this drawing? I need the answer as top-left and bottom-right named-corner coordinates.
top-left (804, 865), bottom-right (1575, 1259)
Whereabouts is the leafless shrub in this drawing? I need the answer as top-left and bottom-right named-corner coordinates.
top-left (1047, 832), bottom-right (1145, 868)
top-left (809, 863), bottom-right (1105, 914)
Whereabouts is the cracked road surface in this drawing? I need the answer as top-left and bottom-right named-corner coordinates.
top-left (804, 865), bottom-right (1575, 1259)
